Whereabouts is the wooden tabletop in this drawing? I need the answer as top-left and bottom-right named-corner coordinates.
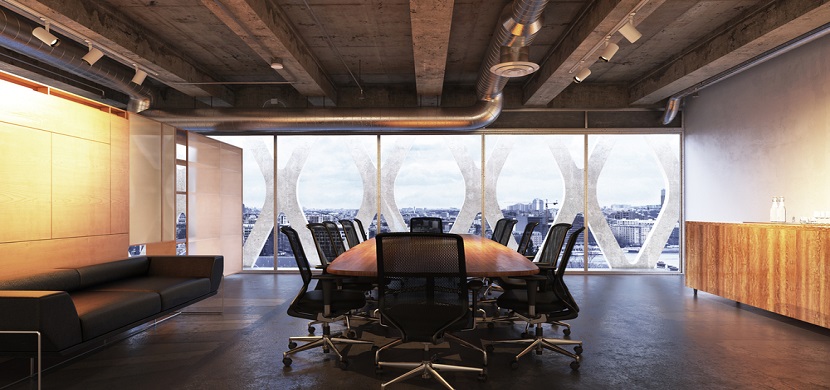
top-left (326, 234), bottom-right (538, 277)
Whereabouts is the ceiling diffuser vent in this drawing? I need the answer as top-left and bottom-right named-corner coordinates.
top-left (489, 45), bottom-right (539, 77)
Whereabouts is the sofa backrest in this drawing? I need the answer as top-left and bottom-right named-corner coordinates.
top-left (72, 257), bottom-right (150, 289)
top-left (0, 269), bottom-right (80, 291)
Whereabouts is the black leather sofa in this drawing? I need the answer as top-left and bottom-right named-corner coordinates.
top-left (0, 255), bottom-right (223, 357)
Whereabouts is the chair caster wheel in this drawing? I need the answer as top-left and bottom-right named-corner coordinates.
top-left (536, 349), bottom-right (543, 355)
top-left (308, 326), bottom-right (316, 334)
top-left (371, 345), bottom-right (379, 352)
top-left (485, 344), bottom-right (494, 353)
top-left (487, 322), bottom-right (495, 329)
top-left (338, 360), bottom-right (349, 370)
top-left (574, 345), bottom-right (583, 355)
top-left (283, 357), bottom-right (292, 366)
top-left (563, 328), bottom-right (571, 336)
top-left (570, 360), bottom-right (580, 370)
top-left (288, 341), bottom-right (297, 349)
top-left (346, 329), bottom-right (357, 339)
top-left (478, 372), bottom-right (487, 382)
top-left (323, 347), bottom-right (330, 353)
top-left (375, 366), bottom-right (384, 375)
top-left (520, 332), bottom-right (530, 339)
top-left (510, 360), bottom-right (519, 369)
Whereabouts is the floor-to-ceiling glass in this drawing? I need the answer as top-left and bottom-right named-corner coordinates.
top-left (586, 134), bottom-right (681, 271)
top-left (485, 134), bottom-right (584, 257)
top-left (380, 135), bottom-right (481, 234)
top-left (276, 136), bottom-right (377, 268)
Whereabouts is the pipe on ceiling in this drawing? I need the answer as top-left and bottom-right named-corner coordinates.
top-left (661, 22), bottom-right (830, 125)
top-left (0, 7), bottom-right (152, 112)
top-left (141, 0), bottom-right (550, 133)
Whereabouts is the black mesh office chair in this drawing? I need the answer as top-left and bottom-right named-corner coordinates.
top-left (307, 223), bottom-right (338, 267)
top-left (280, 226), bottom-right (373, 369)
top-left (374, 233), bottom-right (486, 388)
top-left (339, 219), bottom-right (362, 247)
top-left (490, 218), bottom-right (517, 246)
top-left (484, 227), bottom-right (585, 370)
top-left (516, 222), bottom-right (539, 256)
top-left (353, 218), bottom-right (369, 241)
top-left (323, 221), bottom-right (347, 255)
top-left (409, 217), bottom-right (443, 233)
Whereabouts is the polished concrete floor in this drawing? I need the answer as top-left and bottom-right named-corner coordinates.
top-left (2, 273), bottom-right (830, 390)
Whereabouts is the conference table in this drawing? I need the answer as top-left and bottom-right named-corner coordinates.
top-left (326, 234), bottom-right (538, 277)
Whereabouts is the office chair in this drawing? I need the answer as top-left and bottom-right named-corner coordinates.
top-left (353, 218), bottom-right (369, 241)
top-left (322, 221), bottom-right (347, 255)
top-left (307, 223), bottom-right (338, 267)
top-left (484, 227), bottom-right (585, 370)
top-left (490, 218), bottom-right (517, 246)
top-left (374, 233), bottom-right (486, 389)
top-left (409, 217), bottom-right (443, 233)
top-left (516, 222), bottom-right (539, 256)
top-left (280, 226), bottom-right (373, 369)
top-left (339, 219), bottom-right (362, 247)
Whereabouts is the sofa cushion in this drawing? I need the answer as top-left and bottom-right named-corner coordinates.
top-left (69, 291), bottom-right (161, 341)
top-left (72, 257), bottom-right (150, 289)
top-left (0, 269), bottom-right (80, 291)
top-left (91, 277), bottom-right (212, 310)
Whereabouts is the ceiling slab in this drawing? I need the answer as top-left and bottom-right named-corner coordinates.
top-left (203, 0), bottom-right (337, 105)
top-left (15, 0), bottom-right (235, 107)
top-left (629, 0), bottom-right (830, 105)
top-left (522, 0), bottom-right (666, 106)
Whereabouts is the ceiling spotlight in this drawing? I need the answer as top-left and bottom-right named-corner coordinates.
top-left (270, 59), bottom-right (284, 70)
top-left (131, 66), bottom-right (148, 85)
top-left (573, 68), bottom-right (591, 84)
top-left (32, 20), bottom-right (60, 47)
top-left (82, 42), bottom-right (104, 65)
top-left (618, 15), bottom-right (642, 43)
top-left (599, 42), bottom-right (619, 62)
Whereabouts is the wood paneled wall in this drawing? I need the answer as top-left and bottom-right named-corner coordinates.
top-left (686, 221), bottom-right (829, 328)
top-left (0, 73), bottom-right (129, 277)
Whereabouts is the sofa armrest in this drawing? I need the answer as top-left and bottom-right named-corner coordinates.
top-left (147, 256), bottom-right (224, 292)
top-left (0, 291), bottom-right (83, 353)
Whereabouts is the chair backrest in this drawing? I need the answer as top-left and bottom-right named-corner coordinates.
top-left (536, 223), bottom-right (572, 265)
top-left (353, 218), bottom-right (368, 241)
top-left (490, 218), bottom-right (517, 245)
top-left (307, 223), bottom-right (338, 265)
top-left (376, 233), bottom-right (468, 343)
top-left (322, 221), bottom-right (347, 255)
top-left (339, 219), bottom-right (361, 247)
top-left (517, 221), bottom-right (539, 255)
top-left (556, 226), bottom-right (585, 278)
top-left (280, 226), bottom-right (312, 288)
top-left (409, 217), bottom-right (443, 233)
top-left (499, 219), bottom-right (518, 245)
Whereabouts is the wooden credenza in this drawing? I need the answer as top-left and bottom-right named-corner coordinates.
top-left (686, 221), bottom-right (829, 328)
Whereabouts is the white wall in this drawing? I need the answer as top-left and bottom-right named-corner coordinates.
top-left (685, 33), bottom-right (830, 222)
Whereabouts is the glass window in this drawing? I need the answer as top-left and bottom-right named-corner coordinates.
top-left (381, 135), bottom-right (481, 234)
top-left (586, 134), bottom-right (681, 271)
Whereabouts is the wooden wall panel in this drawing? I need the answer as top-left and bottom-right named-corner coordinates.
top-left (44, 97), bottom-right (111, 144)
top-left (686, 221), bottom-right (830, 328)
top-left (111, 116), bottom-right (130, 234)
top-left (145, 240), bottom-right (177, 255)
top-left (0, 234), bottom-right (128, 277)
top-left (52, 134), bottom-right (111, 238)
top-left (0, 79), bottom-right (50, 130)
top-left (0, 124), bottom-right (52, 243)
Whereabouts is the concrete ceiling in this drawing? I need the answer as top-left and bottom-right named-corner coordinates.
top-left (2, 0), bottom-right (829, 111)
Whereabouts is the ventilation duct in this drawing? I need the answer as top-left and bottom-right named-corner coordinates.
top-left (0, 7), bottom-right (152, 112)
top-left (661, 22), bottom-right (830, 125)
top-left (141, 0), bottom-right (549, 133)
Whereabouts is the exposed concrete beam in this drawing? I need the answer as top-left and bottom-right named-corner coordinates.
top-left (16, 0), bottom-right (235, 107)
top-left (630, 0), bottom-right (830, 105)
top-left (409, 0), bottom-right (454, 106)
top-left (205, 0), bottom-right (337, 106)
top-left (522, 0), bottom-right (666, 106)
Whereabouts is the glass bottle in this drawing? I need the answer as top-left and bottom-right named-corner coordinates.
top-left (770, 197), bottom-right (778, 222)
top-left (777, 197), bottom-right (786, 223)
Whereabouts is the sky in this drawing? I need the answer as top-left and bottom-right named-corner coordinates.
top-left (210, 134), bottom-right (679, 210)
